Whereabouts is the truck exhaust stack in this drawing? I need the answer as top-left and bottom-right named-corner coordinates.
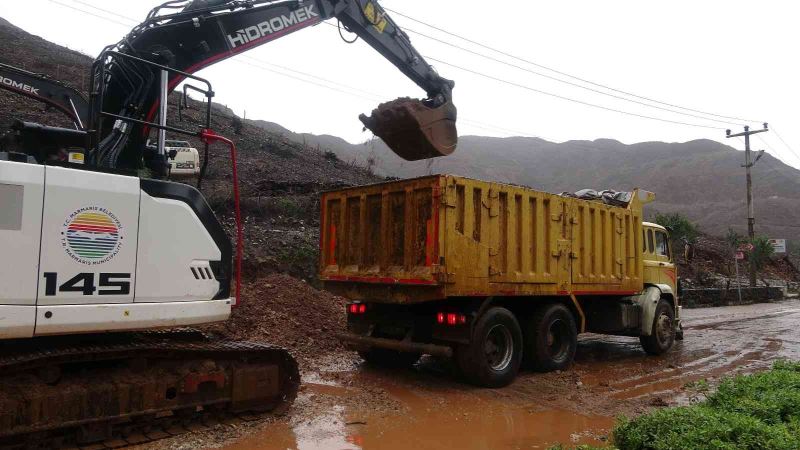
top-left (360, 97), bottom-right (458, 161)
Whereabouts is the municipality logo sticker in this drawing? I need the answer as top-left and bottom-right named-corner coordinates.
top-left (61, 207), bottom-right (124, 265)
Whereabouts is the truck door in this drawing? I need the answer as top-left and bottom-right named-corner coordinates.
top-left (653, 229), bottom-right (676, 291)
top-left (36, 167), bottom-right (140, 309)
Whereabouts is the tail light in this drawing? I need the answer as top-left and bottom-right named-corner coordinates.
top-left (348, 303), bottom-right (367, 315)
top-left (436, 312), bottom-right (467, 326)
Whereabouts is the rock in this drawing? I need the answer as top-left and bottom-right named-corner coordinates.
top-left (649, 396), bottom-right (669, 407)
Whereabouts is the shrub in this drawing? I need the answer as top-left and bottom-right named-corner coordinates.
top-left (323, 150), bottom-right (339, 162)
top-left (652, 212), bottom-right (699, 244)
top-left (611, 361), bottom-right (800, 450)
top-left (749, 235), bottom-right (775, 272)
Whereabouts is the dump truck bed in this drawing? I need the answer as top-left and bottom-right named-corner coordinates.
top-left (320, 175), bottom-right (649, 303)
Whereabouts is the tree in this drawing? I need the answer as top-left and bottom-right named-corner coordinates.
top-left (725, 228), bottom-right (744, 254)
top-left (749, 236), bottom-right (775, 273)
top-left (653, 212), bottom-right (699, 244)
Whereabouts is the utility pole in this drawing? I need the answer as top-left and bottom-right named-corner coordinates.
top-left (726, 123), bottom-right (769, 287)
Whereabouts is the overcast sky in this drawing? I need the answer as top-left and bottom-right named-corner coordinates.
top-left (2, 0), bottom-right (798, 168)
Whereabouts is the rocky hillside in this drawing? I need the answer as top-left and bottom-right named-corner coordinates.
top-left (276, 129), bottom-right (800, 245)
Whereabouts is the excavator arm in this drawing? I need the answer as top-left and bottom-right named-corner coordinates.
top-left (0, 62), bottom-right (88, 129)
top-left (92, 0), bottom-right (457, 169)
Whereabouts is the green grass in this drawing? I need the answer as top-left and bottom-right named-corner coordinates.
top-left (554, 361), bottom-right (800, 450)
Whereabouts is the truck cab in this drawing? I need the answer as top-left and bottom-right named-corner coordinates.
top-left (642, 222), bottom-right (677, 295)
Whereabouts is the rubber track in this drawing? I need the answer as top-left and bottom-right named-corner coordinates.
top-left (0, 330), bottom-right (300, 447)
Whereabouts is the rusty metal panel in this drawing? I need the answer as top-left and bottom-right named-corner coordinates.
top-left (320, 175), bottom-right (648, 302)
top-left (569, 199), bottom-right (643, 291)
top-left (319, 176), bottom-right (442, 286)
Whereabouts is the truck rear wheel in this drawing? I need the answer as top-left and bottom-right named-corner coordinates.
top-left (358, 349), bottom-right (420, 368)
top-left (523, 303), bottom-right (578, 372)
top-left (640, 299), bottom-right (676, 355)
top-left (455, 307), bottom-right (522, 388)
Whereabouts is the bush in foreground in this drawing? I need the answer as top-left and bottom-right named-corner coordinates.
top-left (557, 361), bottom-right (800, 450)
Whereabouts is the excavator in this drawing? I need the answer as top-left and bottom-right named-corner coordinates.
top-left (0, 0), bottom-right (457, 446)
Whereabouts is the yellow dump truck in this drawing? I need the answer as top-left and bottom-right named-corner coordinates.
top-left (320, 175), bottom-right (682, 387)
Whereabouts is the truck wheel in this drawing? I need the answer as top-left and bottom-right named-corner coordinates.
top-left (640, 300), bottom-right (676, 355)
top-left (358, 349), bottom-right (420, 368)
top-left (455, 307), bottom-right (522, 388)
top-left (523, 303), bottom-right (578, 372)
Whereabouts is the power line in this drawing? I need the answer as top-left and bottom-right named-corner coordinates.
top-left (66, 1), bottom-right (728, 132)
top-left (233, 58), bottom-right (379, 102)
top-left (754, 134), bottom-right (800, 168)
top-left (51, 0), bottom-right (725, 149)
top-left (770, 126), bottom-right (800, 164)
top-left (400, 25), bottom-right (746, 127)
top-left (238, 55), bottom-right (385, 100)
top-left (426, 57), bottom-right (726, 130)
top-left (385, 6), bottom-right (764, 125)
top-left (70, 0), bottom-right (138, 24)
top-left (46, 0), bottom-right (557, 140)
top-left (47, 0), bottom-right (134, 28)
top-left (326, 21), bottom-right (725, 130)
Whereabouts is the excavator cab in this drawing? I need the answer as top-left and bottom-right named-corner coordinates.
top-left (360, 97), bottom-right (458, 161)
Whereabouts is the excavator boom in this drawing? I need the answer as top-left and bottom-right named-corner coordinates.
top-left (90, 0), bottom-right (456, 168)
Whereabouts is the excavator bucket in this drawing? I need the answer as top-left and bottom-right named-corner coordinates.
top-left (360, 97), bottom-right (457, 161)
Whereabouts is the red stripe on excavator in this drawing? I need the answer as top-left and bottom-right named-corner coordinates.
top-left (323, 275), bottom-right (438, 286)
top-left (144, 18), bottom-right (322, 133)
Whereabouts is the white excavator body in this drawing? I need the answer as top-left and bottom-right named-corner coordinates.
top-left (0, 159), bottom-right (232, 339)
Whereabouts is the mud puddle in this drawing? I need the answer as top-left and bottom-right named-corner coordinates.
top-left (146, 300), bottom-right (800, 450)
top-left (224, 380), bottom-right (613, 450)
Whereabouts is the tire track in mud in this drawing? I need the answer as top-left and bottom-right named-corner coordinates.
top-left (596, 303), bottom-right (800, 402)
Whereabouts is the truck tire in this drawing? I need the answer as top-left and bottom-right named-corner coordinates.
top-left (455, 307), bottom-right (522, 388)
top-left (640, 299), bottom-right (676, 355)
top-left (523, 303), bottom-right (578, 372)
top-left (358, 349), bottom-right (420, 368)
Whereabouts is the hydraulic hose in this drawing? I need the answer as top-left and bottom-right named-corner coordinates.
top-left (200, 128), bottom-right (242, 306)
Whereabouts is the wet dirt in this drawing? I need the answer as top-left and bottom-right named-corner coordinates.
top-left (143, 300), bottom-right (800, 450)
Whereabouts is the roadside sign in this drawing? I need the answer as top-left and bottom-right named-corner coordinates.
top-left (735, 251), bottom-right (745, 260)
top-left (738, 243), bottom-right (754, 252)
top-left (768, 239), bottom-right (787, 254)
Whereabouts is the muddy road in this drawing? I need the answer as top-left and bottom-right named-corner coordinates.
top-left (144, 300), bottom-right (800, 450)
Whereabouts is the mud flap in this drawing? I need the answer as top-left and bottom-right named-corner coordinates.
top-left (360, 97), bottom-right (457, 161)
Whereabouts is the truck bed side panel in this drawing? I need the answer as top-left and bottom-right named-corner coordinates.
top-left (321, 175), bottom-right (646, 303)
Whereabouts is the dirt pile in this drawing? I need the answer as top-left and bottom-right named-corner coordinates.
top-left (204, 274), bottom-right (348, 364)
top-left (676, 232), bottom-right (800, 288)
